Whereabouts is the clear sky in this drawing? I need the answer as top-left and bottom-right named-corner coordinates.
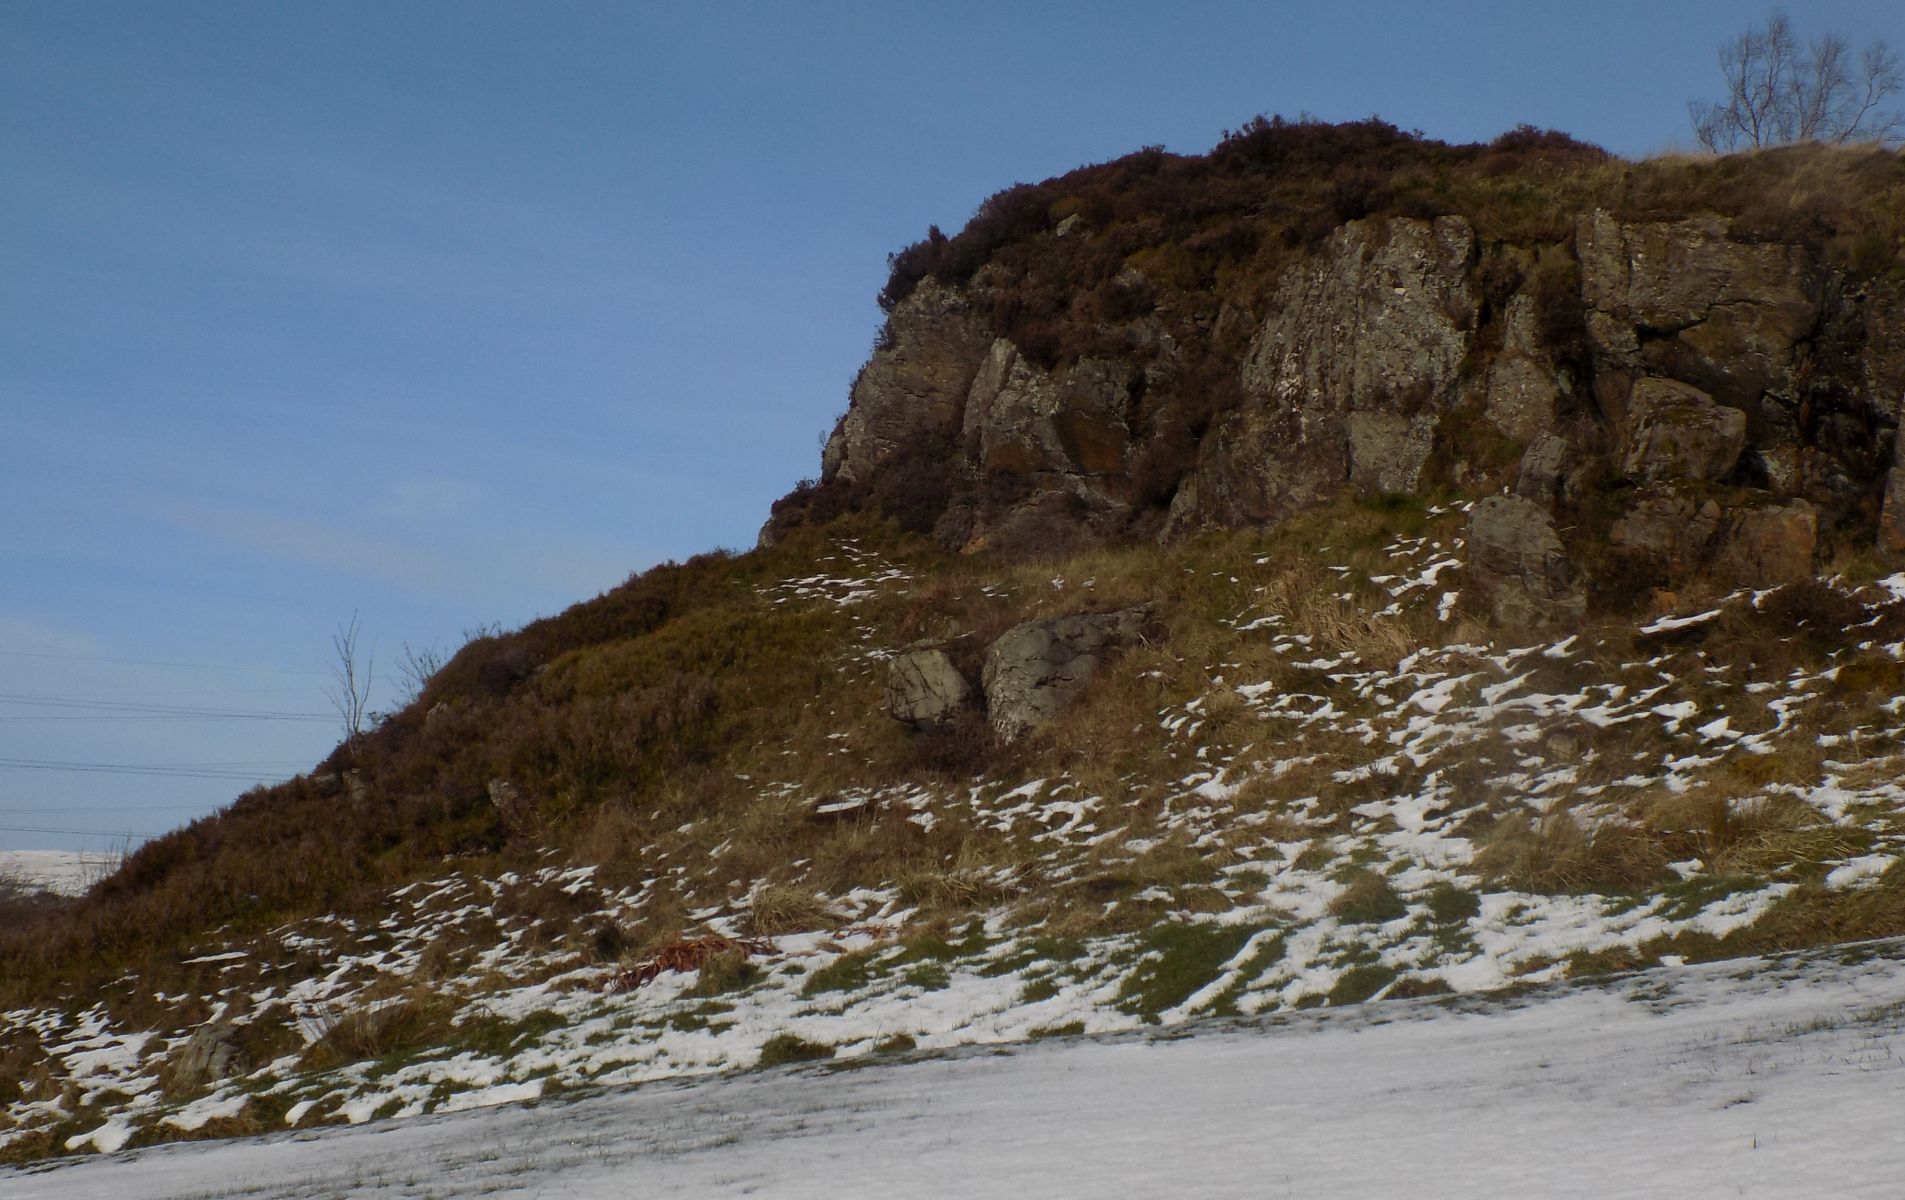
top-left (4, 1), bottom-right (1901, 853)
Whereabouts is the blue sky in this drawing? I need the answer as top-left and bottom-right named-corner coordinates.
top-left (3, 1), bottom-right (1901, 852)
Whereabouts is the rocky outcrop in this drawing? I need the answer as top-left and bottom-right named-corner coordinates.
top-left (821, 281), bottom-right (992, 486)
top-left (1611, 486), bottom-right (1725, 574)
top-left (1514, 433), bottom-right (1574, 508)
top-left (1578, 210), bottom-right (1820, 428)
top-left (1610, 486), bottom-right (1816, 589)
top-left (1485, 292), bottom-right (1564, 442)
top-left (944, 340), bottom-right (1142, 553)
top-left (788, 181), bottom-right (1905, 621)
top-left (1466, 496), bottom-right (1584, 637)
top-left (982, 608), bottom-right (1149, 739)
top-left (162, 1017), bottom-right (248, 1097)
top-left (1884, 461), bottom-right (1905, 555)
top-left (1619, 378), bottom-right (1746, 484)
top-left (1172, 216), bottom-right (1478, 530)
top-left (1713, 498), bottom-right (1817, 588)
top-left (884, 649), bottom-right (973, 729)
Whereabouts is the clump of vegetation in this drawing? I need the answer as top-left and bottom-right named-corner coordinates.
top-left (1330, 871), bottom-right (1408, 924)
top-left (757, 1033), bottom-right (835, 1068)
top-left (1114, 921), bottom-right (1259, 1018)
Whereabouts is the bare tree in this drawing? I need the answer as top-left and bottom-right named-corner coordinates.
top-left (1690, 9), bottom-right (1902, 152)
top-left (327, 613), bottom-right (375, 749)
top-left (395, 641), bottom-right (444, 707)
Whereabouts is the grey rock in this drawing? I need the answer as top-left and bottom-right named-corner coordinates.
top-left (164, 1019), bottom-right (248, 1096)
top-left (982, 607), bottom-right (1150, 740)
top-left (1620, 378), bottom-right (1746, 484)
top-left (1465, 495), bottom-right (1584, 637)
top-left (820, 280), bottom-right (992, 486)
top-left (1178, 216), bottom-right (1477, 528)
top-left (884, 650), bottom-right (974, 728)
top-left (1884, 455), bottom-right (1905, 555)
top-left (954, 339), bottom-right (1136, 552)
top-left (1484, 292), bottom-right (1561, 442)
top-left (1055, 213), bottom-right (1086, 238)
top-left (1514, 434), bottom-right (1573, 507)
top-left (1347, 411), bottom-right (1436, 495)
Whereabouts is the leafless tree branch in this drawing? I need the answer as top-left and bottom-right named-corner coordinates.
top-left (1690, 8), bottom-right (1902, 151)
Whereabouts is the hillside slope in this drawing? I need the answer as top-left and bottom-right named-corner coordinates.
top-left (4, 119), bottom-right (1905, 1163)
top-left (10, 939), bottom-right (1905, 1198)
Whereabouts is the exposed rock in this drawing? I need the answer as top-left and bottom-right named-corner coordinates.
top-left (1755, 444), bottom-right (1859, 508)
top-left (792, 194), bottom-right (1900, 571)
top-left (1484, 292), bottom-right (1561, 442)
top-left (1610, 485), bottom-right (1725, 574)
top-left (1178, 216), bottom-right (1476, 527)
top-left (1054, 213), bottom-right (1086, 238)
top-left (1466, 496), bottom-right (1584, 636)
top-left (1712, 498), bottom-right (1817, 588)
top-left (884, 649), bottom-right (974, 728)
top-left (1620, 378), bottom-right (1746, 484)
top-left (1578, 210), bottom-right (1819, 415)
top-left (1884, 458), bottom-right (1905, 555)
top-left (163, 1018), bottom-right (248, 1096)
top-left (961, 342), bottom-right (1134, 484)
top-left (1346, 411), bottom-right (1437, 494)
top-left (821, 280), bottom-right (993, 486)
top-left (1514, 433), bottom-right (1573, 508)
top-left (982, 608), bottom-right (1149, 740)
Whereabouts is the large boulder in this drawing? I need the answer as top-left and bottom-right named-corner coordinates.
top-left (1620, 378), bottom-right (1746, 484)
top-left (884, 649), bottom-right (974, 729)
top-left (1465, 496), bottom-right (1584, 637)
top-left (982, 608), bottom-right (1149, 740)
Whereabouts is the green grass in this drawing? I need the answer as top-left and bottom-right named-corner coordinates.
top-left (1330, 870), bottom-right (1408, 924)
top-left (1114, 921), bottom-right (1261, 1019)
top-left (757, 1033), bottom-right (835, 1068)
top-left (1421, 881), bottom-right (1481, 924)
top-left (1327, 963), bottom-right (1399, 1005)
top-left (800, 948), bottom-right (888, 998)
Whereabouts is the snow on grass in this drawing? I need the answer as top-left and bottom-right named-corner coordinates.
top-left (7, 527), bottom-right (1905, 1163)
top-left (0, 851), bottom-right (117, 898)
top-left (7, 939), bottom-right (1904, 1199)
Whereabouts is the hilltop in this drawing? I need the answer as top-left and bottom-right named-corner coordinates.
top-left (4, 118), bottom-right (1905, 1164)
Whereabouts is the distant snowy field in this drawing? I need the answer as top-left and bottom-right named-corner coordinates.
top-left (0, 851), bottom-right (110, 897)
top-left (9, 941), bottom-right (1903, 1199)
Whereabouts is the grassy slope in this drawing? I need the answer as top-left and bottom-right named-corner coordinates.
top-left (4, 122), bottom-right (1905, 1159)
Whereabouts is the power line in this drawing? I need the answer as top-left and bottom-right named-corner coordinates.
top-left (0, 693), bottom-right (331, 721)
top-left (0, 758), bottom-right (295, 782)
top-left (0, 805), bottom-right (230, 813)
top-left (0, 714), bottom-right (333, 723)
top-left (0, 649), bottom-right (325, 676)
top-left (0, 824), bottom-right (158, 839)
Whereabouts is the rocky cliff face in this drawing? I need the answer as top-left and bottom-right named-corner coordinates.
top-left (778, 133), bottom-right (1905, 630)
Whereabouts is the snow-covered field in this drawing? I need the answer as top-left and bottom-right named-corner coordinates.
top-left (0, 851), bottom-right (112, 898)
top-left (8, 939), bottom-right (1903, 1199)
